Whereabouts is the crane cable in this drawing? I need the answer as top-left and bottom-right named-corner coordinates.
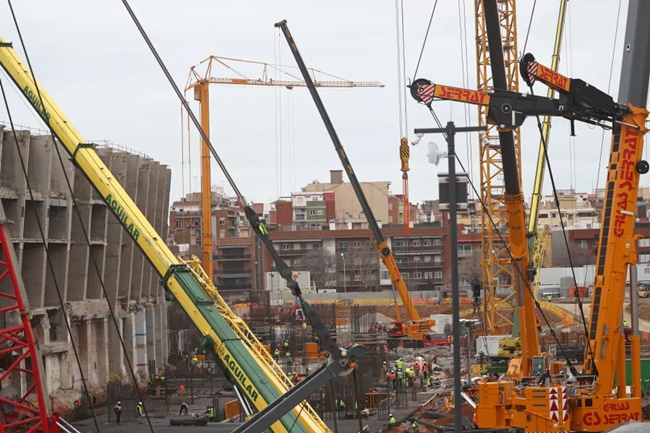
top-left (4, 2), bottom-right (161, 430)
top-left (120, 0), bottom-right (248, 206)
top-left (425, 105), bottom-right (580, 375)
top-left (523, 84), bottom-right (596, 368)
top-left (593, 0), bottom-right (623, 228)
top-left (519, 0), bottom-right (592, 357)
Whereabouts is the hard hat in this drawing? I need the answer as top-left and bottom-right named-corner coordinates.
top-left (383, 361), bottom-right (386, 364)
top-left (139, 401), bottom-right (142, 404)
top-left (117, 401), bottom-right (121, 404)
top-left (389, 413), bottom-right (393, 417)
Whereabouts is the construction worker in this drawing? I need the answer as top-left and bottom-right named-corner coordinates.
top-left (136, 401), bottom-right (145, 424)
top-left (362, 407), bottom-right (370, 419)
top-left (179, 402), bottom-right (189, 415)
top-left (396, 368), bottom-right (403, 388)
top-left (293, 372), bottom-right (300, 383)
top-left (413, 361), bottom-right (420, 376)
top-left (390, 370), bottom-right (397, 389)
top-left (273, 347), bottom-right (280, 361)
top-left (411, 418), bottom-right (420, 432)
top-left (427, 376), bottom-right (433, 387)
top-left (388, 413), bottom-right (396, 427)
top-left (624, 320), bottom-right (629, 328)
top-left (113, 401), bottom-right (122, 425)
top-left (205, 405), bottom-right (216, 421)
top-left (338, 399), bottom-right (345, 412)
top-left (382, 360), bottom-right (388, 374)
top-left (191, 355), bottom-right (199, 365)
top-left (283, 339), bottom-right (289, 352)
top-left (422, 362), bottom-right (429, 379)
top-left (306, 365), bottom-right (313, 375)
top-left (396, 357), bottom-right (404, 370)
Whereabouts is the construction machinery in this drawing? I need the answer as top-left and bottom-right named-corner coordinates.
top-left (275, 20), bottom-right (435, 349)
top-left (410, 1), bottom-right (649, 429)
top-left (183, 57), bottom-right (384, 280)
top-left (0, 29), bottom-right (366, 433)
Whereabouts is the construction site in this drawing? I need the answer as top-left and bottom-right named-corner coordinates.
top-left (1, 1), bottom-right (650, 433)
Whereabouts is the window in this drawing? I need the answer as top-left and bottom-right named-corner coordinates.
top-left (353, 241), bottom-right (361, 248)
top-left (186, 219), bottom-right (190, 228)
top-left (413, 256), bottom-right (421, 263)
top-left (312, 243), bottom-right (320, 249)
top-left (317, 210), bottom-right (324, 216)
top-left (294, 258), bottom-right (301, 267)
top-left (434, 271), bottom-right (443, 280)
top-left (309, 210), bottom-right (317, 216)
top-left (423, 255), bottom-right (432, 262)
top-left (433, 239), bottom-right (442, 246)
top-left (354, 274), bottom-right (362, 281)
top-left (644, 267), bottom-right (650, 275)
top-left (640, 254), bottom-right (650, 263)
top-left (413, 240), bottom-right (420, 247)
top-left (394, 240), bottom-right (404, 247)
top-left (365, 241), bottom-right (372, 248)
top-left (282, 243), bottom-right (290, 250)
top-left (219, 218), bottom-right (226, 225)
top-left (640, 238), bottom-right (650, 247)
top-left (434, 256), bottom-right (442, 264)
top-left (402, 272), bottom-right (409, 280)
top-left (539, 213), bottom-right (548, 219)
top-left (424, 239), bottom-right (432, 246)
top-left (338, 242), bottom-right (349, 250)
top-left (424, 272), bottom-right (433, 279)
top-left (389, 203), bottom-right (393, 210)
top-left (413, 272), bottom-right (422, 280)
top-left (175, 219), bottom-right (182, 229)
top-left (459, 244), bottom-right (472, 256)
top-left (593, 239), bottom-right (598, 247)
top-left (577, 240), bottom-right (588, 249)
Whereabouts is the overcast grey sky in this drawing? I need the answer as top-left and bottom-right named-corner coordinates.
top-left (1, 1), bottom-right (645, 208)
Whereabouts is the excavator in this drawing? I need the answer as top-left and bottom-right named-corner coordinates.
top-left (0, 21), bottom-right (365, 433)
top-left (275, 20), bottom-right (434, 350)
top-left (410, 1), bottom-right (649, 430)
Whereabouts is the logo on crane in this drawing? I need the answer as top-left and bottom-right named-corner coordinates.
top-left (23, 85), bottom-right (51, 122)
top-left (105, 194), bottom-right (141, 241)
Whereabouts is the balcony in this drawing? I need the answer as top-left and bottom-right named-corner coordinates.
top-left (214, 254), bottom-right (251, 261)
top-left (396, 261), bottom-right (443, 269)
top-left (278, 249), bottom-right (312, 256)
top-left (393, 244), bottom-right (443, 253)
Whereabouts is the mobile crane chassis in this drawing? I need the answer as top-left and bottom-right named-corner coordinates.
top-left (411, 1), bottom-right (650, 431)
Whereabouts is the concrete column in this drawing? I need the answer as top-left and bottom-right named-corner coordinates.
top-left (154, 302), bottom-right (164, 370)
top-left (94, 319), bottom-right (109, 386)
top-left (70, 321), bottom-right (91, 391)
top-left (108, 314), bottom-right (126, 378)
top-left (145, 304), bottom-right (156, 371)
top-left (134, 309), bottom-right (148, 375)
top-left (123, 315), bottom-right (134, 376)
top-left (102, 151), bottom-right (127, 306)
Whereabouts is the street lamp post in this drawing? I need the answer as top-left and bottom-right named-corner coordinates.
top-left (340, 253), bottom-right (346, 293)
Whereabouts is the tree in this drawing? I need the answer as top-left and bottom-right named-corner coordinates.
top-left (444, 247), bottom-right (482, 289)
top-left (348, 244), bottom-right (380, 292)
top-left (302, 249), bottom-right (337, 291)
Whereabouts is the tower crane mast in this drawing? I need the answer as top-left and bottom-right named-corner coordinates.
top-left (183, 56), bottom-right (383, 281)
top-left (474, 0), bottom-right (521, 335)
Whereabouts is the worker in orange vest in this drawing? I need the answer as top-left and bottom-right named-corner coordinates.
top-left (413, 362), bottom-right (420, 377)
top-left (422, 362), bottom-right (429, 379)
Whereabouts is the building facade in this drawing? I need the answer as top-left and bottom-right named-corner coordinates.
top-left (0, 127), bottom-right (170, 405)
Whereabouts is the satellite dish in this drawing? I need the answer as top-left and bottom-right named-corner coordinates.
top-left (427, 142), bottom-right (447, 166)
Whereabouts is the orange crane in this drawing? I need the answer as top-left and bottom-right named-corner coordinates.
top-left (183, 56), bottom-right (384, 281)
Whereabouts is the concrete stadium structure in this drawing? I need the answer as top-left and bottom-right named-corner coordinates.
top-left (0, 125), bottom-right (171, 403)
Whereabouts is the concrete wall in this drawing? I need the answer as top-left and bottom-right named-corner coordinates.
top-left (0, 126), bottom-right (171, 405)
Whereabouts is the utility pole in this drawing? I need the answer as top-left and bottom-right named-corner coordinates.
top-left (415, 121), bottom-right (485, 433)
